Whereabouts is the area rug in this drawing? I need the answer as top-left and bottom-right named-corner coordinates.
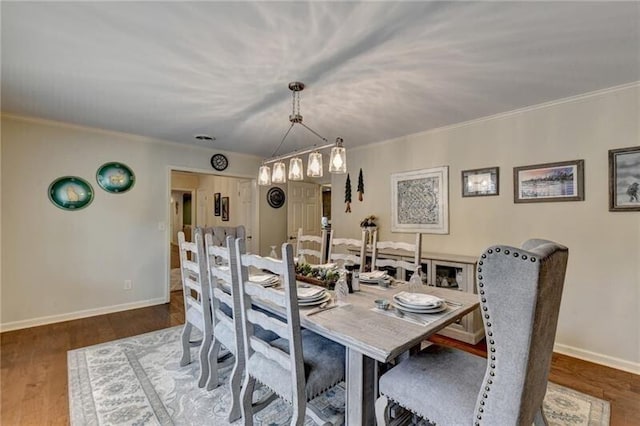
top-left (68, 326), bottom-right (610, 426)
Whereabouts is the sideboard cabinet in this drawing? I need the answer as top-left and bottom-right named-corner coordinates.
top-left (375, 249), bottom-right (485, 344)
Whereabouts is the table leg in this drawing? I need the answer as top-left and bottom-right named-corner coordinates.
top-left (346, 348), bottom-right (377, 425)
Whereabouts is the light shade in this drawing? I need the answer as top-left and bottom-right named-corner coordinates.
top-left (307, 152), bottom-right (323, 177)
top-left (288, 157), bottom-right (304, 180)
top-left (329, 143), bottom-right (347, 174)
top-left (258, 165), bottom-right (271, 186)
top-left (272, 161), bottom-right (287, 183)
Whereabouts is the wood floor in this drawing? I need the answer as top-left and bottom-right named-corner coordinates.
top-left (1, 291), bottom-right (638, 425)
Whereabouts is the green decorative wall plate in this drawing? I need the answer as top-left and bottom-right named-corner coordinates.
top-left (96, 162), bottom-right (135, 193)
top-left (48, 176), bottom-right (94, 211)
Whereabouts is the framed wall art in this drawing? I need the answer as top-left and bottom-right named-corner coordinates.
top-left (221, 196), bottom-right (229, 221)
top-left (609, 146), bottom-right (640, 212)
top-left (48, 176), bottom-right (94, 211)
top-left (462, 166), bottom-right (499, 197)
top-left (214, 192), bottom-right (221, 216)
top-left (391, 166), bottom-right (449, 234)
top-left (513, 160), bottom-right (584, 203)
top-left (96, 162), bottom-right (135, 193)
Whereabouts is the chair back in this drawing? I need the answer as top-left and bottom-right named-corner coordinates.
top-left (234, 239), bottom-right (306, 409)
top-left (328, 229), bottom-right (368, 272)
top-left (475, 239), bottom-right (568, 425)
top-left (296, 228), bottom-right (327, 264)
top-left (204, 234), bottom-right (239, 343)
top-left (178, 230), bottom-right (212, 335)
top-left (372, 233), bottom-right (422, 279)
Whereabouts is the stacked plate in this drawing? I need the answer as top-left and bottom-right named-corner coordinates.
top-left (393, 291), bottom-right (447, 314)
top-left (297, 284), bottom-right (331, 306)
top-left (359, 270), bottom-right (391, 285)
top-left (249, 273), bottom-right (279, 288)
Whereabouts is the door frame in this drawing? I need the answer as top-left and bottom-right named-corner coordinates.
top-left (165, 165), bottom-right (259, 302)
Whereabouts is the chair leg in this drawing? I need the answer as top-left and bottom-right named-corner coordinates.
top-left (240, 374), bottom-right (257, 426)
top-left (206, 339), bottom-right (223, 391)
top-left (180, 323), bottom-right (193, 367)
top-left (197, 331), bottom-right (212, 388)
top-left (227, 353), bottom-right (244, 422)
top-left (375, 395), bottom-right (391, 426)
top-left (534, 405), bottom-right (548, 426)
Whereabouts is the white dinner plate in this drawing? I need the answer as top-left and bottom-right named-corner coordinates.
top-left (298, 291), bottom-right (328, 303)
top-left (298, 292), bottom-right (331, 306)
top-left (360, 278), bottom-right (391, 285)
top-left (395, 303), bottom-right (447, 314)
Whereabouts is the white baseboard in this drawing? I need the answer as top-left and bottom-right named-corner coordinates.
top-left (0, 298), bottom-right (167, 333)
top-left (554, 343), bottom-right (640, 375)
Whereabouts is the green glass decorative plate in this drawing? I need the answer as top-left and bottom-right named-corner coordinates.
top-left (48, 176), bottom-right (94, 211)
top-left (96, 162), bottom-right (135, 193)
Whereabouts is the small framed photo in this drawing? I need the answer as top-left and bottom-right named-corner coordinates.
top-left (214, 192), bottom-right (221, 216)
top-left (462, 167), bottom-right (499, 197)
top-left (514, 160), bottom-right (584, 203)
top-left (221, 196), bottom-right (229, 221)
top-left (609, 146), bottom-right (640, 212)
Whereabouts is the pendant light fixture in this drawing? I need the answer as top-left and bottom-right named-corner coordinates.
top-left (258, 82), bottom-right (347, 185)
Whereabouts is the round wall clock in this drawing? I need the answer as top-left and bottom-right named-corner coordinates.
top-left (48, 176), bottom-right (94, 211)
top-left (210, 153), bottom-right (229, 171)
top-left (96, 162), bottom-right (135, 193)
top-left (267, 187), bottom-right (286, 209)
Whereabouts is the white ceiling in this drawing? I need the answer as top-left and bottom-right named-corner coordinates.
top-left (2, 1), bottom-right (639, 157)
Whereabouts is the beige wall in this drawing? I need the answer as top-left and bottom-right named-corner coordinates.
top-left (0, 114), bottom-right (264, 330)
top-left (332, 84), bottom-right (640, 372)
top-left (259, 185), bottom-right (288, 256)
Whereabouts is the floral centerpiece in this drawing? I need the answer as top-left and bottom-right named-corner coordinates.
top-left (360, 215), bottom-right (377, 229)
top-left (295, 262), bottom-right (340, 290)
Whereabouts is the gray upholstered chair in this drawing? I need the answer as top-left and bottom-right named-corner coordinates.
top-left (375, 239), bottom-right (569, 425)
top-left (234, 239), bottom-right (346, 426)
top-left (178, 230), bottom-right (212, 388)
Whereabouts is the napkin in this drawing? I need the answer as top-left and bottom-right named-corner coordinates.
top-left (359, 271), bottom-right (389, 280)
top-left (249, 274), bottom-right (279, 285)
top-left (297, 286), bottom-right (326, 300)
top-left (394, 291), bottom-right (444, 307)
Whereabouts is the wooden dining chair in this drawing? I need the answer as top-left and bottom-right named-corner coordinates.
top-left (327, 228), bottom-right (368, 272)
top-left (204, 234), bottom-right (279, 421)
top-left (177, 230), bottom-right (212, 388)
top-left (203, 234), bottom-right (235, 391)
top-left (372, 233), bottom-right (422, 280)
top-left (295, 228), bottom-right (327, 264)
top-left (234, 239), bottom-right (346, 426)
top-left (375, 239), bottom-right (569, 425)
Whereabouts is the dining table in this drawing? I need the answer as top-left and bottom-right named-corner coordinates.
top-left (264, 279), bottom-right (481, 425)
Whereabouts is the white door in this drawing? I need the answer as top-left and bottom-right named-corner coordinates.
top-left (196, 189), bottom-right (208, 227)
top-left (238, 180), bottom-right (256, 253)
top-left (287, 181), bottom-right (321, 243)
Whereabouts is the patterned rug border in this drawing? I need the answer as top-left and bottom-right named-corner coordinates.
top-left (68, 325), bottom-right (610, 426)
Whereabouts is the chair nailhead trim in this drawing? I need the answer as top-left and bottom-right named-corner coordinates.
top-left (478, 275), bottom-right (483, 280)
top-left (487, 249), bottom-right (493, 254)
top-left (482, 254), bottom-right (487, 258)
top-left (479, 289), bottom-right (485, 295)
top-left (487, 322), bottom-right (491, 326)
top-left (479, 282), bottom-right (484, 287)
top-left (504, 250), bottom-right (510, 255)
top-left (495, 248), bottom-right (500, 252)
top-left (485, 314), bottom-right (490, 319)
top-left (531, 257), bottom-right (536, 262)
top-left (513, 252), bottom-right (519, 257)
top-left (478, 267), bottom-right (482, 272)
top-left (479, 408), bottom-right (484, 413)
top-left (481, 298), bottom-right (486, 303)
top-left (479, 261), bottom-right (483, 265)
top-left (483, 306), bottom-right (488, 311)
